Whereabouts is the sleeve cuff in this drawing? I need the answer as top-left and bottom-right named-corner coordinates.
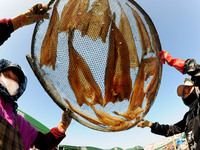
top-left (50, 127), bottom-right (66, 138)
top-left (7, 18), bottom-right (14, 33)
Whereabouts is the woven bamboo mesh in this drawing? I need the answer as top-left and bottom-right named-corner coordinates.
top-left (27, 0), bottom-right (162, 132)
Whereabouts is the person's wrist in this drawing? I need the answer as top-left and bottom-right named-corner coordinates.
top-left (58, 121), bottom-right (70, 133)
top-left (20, 12), bottom-right (30, 27)
top-left (11, 15), bottom-right (22, 30)
top-left (148, 121), bottom-right (153, 127)
top-left (58, 122), bottom-right (67, 133)
top-left (57, 125), bottom-right (65, 133)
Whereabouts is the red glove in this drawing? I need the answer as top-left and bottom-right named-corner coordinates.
top-left (158, 50), bottom-right (185, 73)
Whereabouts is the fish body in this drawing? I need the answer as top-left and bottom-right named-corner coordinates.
top-left (68, 30), bottom-right (103, 107)
top-left (90, 105), bottom-right (126, 126)
top-left (144, 57), bottom-right (158, 80)
top-left (144, 74), bottom-right (158, 109)
top-left (103, 13), bottom-right (132, 107)
top-left (81, 0), bottom-right (111, 43)
top-left (65, 99), bottom-right (103, 125)
top-left (127, 60), bottom-right (145, 112)
top-left (127, 3), bottom-right (152, 55)
top-left (40, 0), bottom-right (60, 70)
top-left (59, 0), bottom-right (90, 33)
top-left (108, 121), bottom-right (130, 131)
top-left (119, 3), bottom-right (139, 69)
top-left (114, 107), bottom-right (143, 121)
top-left (143, 57), bottom-right (159, 114)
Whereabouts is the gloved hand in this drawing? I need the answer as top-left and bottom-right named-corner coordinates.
top-left (20, 3), bottom-right (51, 27)
top-left (137, 119), bottom-right (152, 128)
top-left (158, 50), bottom-right (185, 73)
top-left (58, 108), bottom-right (72, 133)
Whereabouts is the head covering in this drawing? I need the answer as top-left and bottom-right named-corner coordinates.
top-left (0, 59), bottom-right (27, 105)
top-left (177, 78), bottom-right (194, 97)
top-left (0, 61), bottom-right (25, 83)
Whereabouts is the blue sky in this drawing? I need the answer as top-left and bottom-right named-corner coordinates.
top-left (0, 0), bottom-right (200, 149)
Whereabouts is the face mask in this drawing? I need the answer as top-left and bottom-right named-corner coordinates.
top-left (182, 87), bottom-right (199, 106)
top-left (0, 75), bottom-right (19, 96)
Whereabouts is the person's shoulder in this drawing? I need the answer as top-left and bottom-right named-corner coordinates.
top-left (16, 113), bottom-right (31, 126)
top-left (16, 113), bottom-right (38, 133)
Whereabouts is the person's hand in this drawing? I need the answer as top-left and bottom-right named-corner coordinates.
top-left (58, 108), bottom-right (72, 133)
top-left (61, 108), bottom-right (72, 126)
top-left (158, 50), bottom-right (185, 73)
top-left (20, 3), bottom-right (52, 27)
top-left (137, 119), bottom-right (152, 128)
top-left (158, 50), bottom-right (172, 64)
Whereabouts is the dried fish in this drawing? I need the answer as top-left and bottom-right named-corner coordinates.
top-left (103, 13), bottom-right (132, 107)
top-left (149, 28), bottom-right (157, 53)
top-left (144, 57), bottom-right (158, 80)
top-left (127, 3), bottom-right (152, 55)
top-left (127, 60), bottom-right (145, 112)
top-left (65, 99), bottom-right (103, 125)
top-left (113, 59), bottom-right (147, 120)
top-left (143, 57), bottom-right (159, 115)
top-left (118, 3), bottom-right (139, 69)
top-left (144, 57), bottom-right (159, 98)
top-left (114, 107), bottom-right (144, 121)
top-left (81, 0), bottom-right (111, 43)
top-left (59, 0), bottom-right (90, 33)
top-left (143, 75), bottom-right (159, 116)
top-left (68, 29), bottom-right (103, 107)
top-left (147, 19), bottom-right (159, 53)
top-left (126, 116), bottom-right (141, 130)
top-left (40, 0), bottom-right (60, 70)
top-left (90, 105), bottom-right (126, 126)
top-left (144, 70), bottom-right (159, 106)
top-left (108, 121), bottom-right (130, 131)
top-left (146, 74), bottom-right (158, 101)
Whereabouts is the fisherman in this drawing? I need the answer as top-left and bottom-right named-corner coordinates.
top-left (0, 3), bottom-right (72, 150)
top-left (137, 50), bottom-right (200, 150)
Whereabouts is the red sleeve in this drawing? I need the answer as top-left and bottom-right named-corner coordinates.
top-left (0, 18), bottom-right (14, 46)
top-left (34, 127), bottom-right (66, 150)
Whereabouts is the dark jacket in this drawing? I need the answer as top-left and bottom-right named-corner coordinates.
top-left (151, 59), bottom-right (200, 150)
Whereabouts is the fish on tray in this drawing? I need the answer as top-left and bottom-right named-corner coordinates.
top-left (113, 58), bottom-right (145, 120)
top-left (67, 29), bottom-right (103, 107)
top-left (103, 13), bottom-right (132, 107)
top-left (81, 0), bottom-right (111, 43)
top-left (59, 0), bottom-right (90, 33)
top-left (143, 57), bottom-right (159, 114)
top-left (119, 3), bottom-right (139, 69)
top-left (65, 99), bottom-right (103, 125)
top-left (40, 0), bottom-right (60, 70)
top-left (90, 104), bottom-right (126, 126)
top-left (108, 120), bottom-right (130, 131)
top-left (114, 107), bottom-right (144, 121)
top-left (127, 3), bottom-right (152, 55)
